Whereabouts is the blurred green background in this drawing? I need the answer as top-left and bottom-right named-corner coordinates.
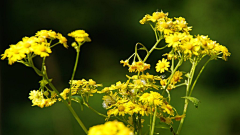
top-left (1, 0), bottom-right (240, 135)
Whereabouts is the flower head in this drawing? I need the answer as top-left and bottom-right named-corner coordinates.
top-left (156, 58), bottom-right (170, 73)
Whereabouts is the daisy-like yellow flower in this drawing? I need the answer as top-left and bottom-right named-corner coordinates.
top-left (33, 42), bottom-right (52, 57)
top-left (165, 32), bottom-right (185, 48)
top-left (139, 91), bottom-right (163, 106)
top-left (88, 121), bottom-right (133, 135)
top-left (156, 58), bottom-right (170, 73)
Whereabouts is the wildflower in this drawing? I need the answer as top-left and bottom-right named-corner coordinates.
top-left (68, 30), bottom-right (91, 43)
top-left (156, 58), bottom-right (170, 73)
top-left (161, 103), bottom-right (174, 116)
top-left (35, 30), bottom-right (57, 39)
top-left (165, 32), bottom-right (185, 48)
top-left (33, 42), bottom-right (52, 57)
top-left (88, 121), bottom-right (133, 135)
top-left (171, 71), bottom-right (183, 85)
top-left (149, 11), bottom-right (168, 22)
top-left (57, 33), bottom-right (68, 48)
top-left (139, 91), bottom-right (163, 106)
top-left (1, 44), bottom-right (26, 65)
top-left (139, 14), bottom-right (151, 24)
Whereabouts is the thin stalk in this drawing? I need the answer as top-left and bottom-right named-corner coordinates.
top-left (150, 106), bottom-right (157, 135)
top-left (46, 75), bottom-right (88, 134)
top-left (143, 38), bottom-right (162, 62)
top-left (189, 58), bottom-right (211, 96)
top-left (69, 44), bottom-right (81, 104)
top-left (29, 59), bottom-right (88, 134)
top-left (176, 62), bottom-right (197, 135)
top-left (162, 57), bottom-right (183, 96)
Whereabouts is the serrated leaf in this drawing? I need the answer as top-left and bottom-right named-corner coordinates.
top-left (182, 96), bottom-right (200, 108)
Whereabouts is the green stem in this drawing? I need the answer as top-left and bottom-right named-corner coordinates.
top-left (176, 61), bottom-right (197, 135)
top-left (46, 75), bottom-right (88, 134)
top-left (189, 58), bottom-right (211, 96)
top-left (150, 106), bottom-right (157, 135)
top-left (69, 44), bottom-right (81, 104)
top-left (162, 57), bottom-right (183, 96)
top-left (29, 58), bottom-right (88, 134)
top-left (143, 38), bottom-right (162, 62)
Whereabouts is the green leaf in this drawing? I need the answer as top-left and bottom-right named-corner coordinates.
top-left (71, 95), bottom-right (84, 110)
top-left (182, 96), bottom-right (200, 108)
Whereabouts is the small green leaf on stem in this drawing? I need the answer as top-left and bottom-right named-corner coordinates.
top-left (71, 95), bottom-right (84, 110)
top-left (182, 96), bottom-right (200, 108)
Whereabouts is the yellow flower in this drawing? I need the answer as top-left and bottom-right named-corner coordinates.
top-left (156, 58), bottom-right (170, 73)
top-left (1, 44), bottom-right (26, 65)
top-left (171, 71), bottom-right (183, 85)
top-left (33, 42), bottom-right (52, 57)
top-left (139, 14), bottom-right (151, 24)
top-left (35, 30), bottom-right (57, 39)
top-left (57, 33), bottom-right (68, 48)
top-left (161, 103), bottom-right (174, 116)
top-left (68, 30), bottom-right (91, 43)
top-left (88, 121), bottom-right (133, 135)
top-left (165, 32), bottom-right (185, 48)
top-left (149, 11), bottom-right (168, 22)
top-left (139, 91), bottom-right (163, 106)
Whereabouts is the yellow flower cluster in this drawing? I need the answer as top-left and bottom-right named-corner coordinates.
top-left (28, 90), bottom-right (57, 108)
top-left (140, 10), bottom-right (230, 60)
top-left (68, 30), bottom-right (91, 43)
top-left (60, 79), bottom-right (102, 101)
top-left (88, 121), bottom-right (133, 135)
top-left (120, 60), bottom-right (150, 73)
top-left (1, 30), bottom-right (68, 65)
top-left (100, 73), bottom-right (180, 125)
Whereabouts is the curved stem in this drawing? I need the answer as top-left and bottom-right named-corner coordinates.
top-left (143, 38), bottom-right (162, 62)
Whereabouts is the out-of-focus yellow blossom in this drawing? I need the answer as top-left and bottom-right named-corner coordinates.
top-left (139, 91), bottom-right (163, 106)
top-left (156, 58), bottom-right (170, 73)
top-left (35, 30), bottom-right (57, 39)
top-left (161, 103), bottom-right (174, 116)
top-left (29, 90), bottom-right (57, 108)
top-left (68, 30), bottom-right (91, 43)
top-left (88, 121), bottom-right (133, 135)
top-left (57, 33), bottom-right (68, 48)
top-left (160, 117), bottom-right (173, 125)
top-left (171, 71), bottom-right (183, 85)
